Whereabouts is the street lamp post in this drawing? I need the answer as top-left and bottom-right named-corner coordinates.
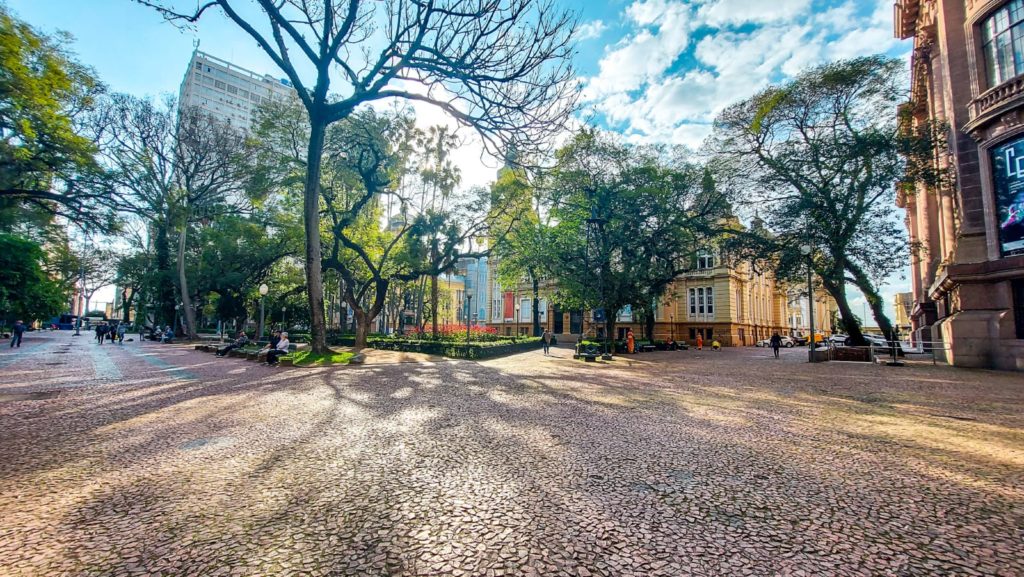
top-left (514, 303), bottom-right (520, 338)
top-left (800, 244), bottom-right (815, 362)
top-left (670, 314), bottom-right (675, 343)
top-left (282, 306), bottom-right (287, 331)
top-left (258, 283), bottom-right (269, 340)
top-left (73, 235), bottom-right (90, 337)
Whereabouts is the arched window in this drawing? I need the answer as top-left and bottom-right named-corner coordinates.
top-left (982, 0), bottom-right (1024, 87)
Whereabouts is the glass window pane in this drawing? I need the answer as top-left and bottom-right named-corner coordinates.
top-left (984, 18), bottom-right (995, 43)
top-left (987, 41), bottom-right (1002, 84)
top-left (1012, 0), bottom-right (1024, 25)
top-left (1014, 26), bottom-right (1024, 76)
top-left (997, 8), bottom-right (1010, 33)
top-left (999, 32), bottom-right (1015, 82)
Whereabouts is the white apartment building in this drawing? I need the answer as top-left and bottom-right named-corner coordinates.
top-left (178, 50), bottom-right (295, 131)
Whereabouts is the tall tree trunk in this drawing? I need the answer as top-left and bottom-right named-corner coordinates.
top-left (821, 272), bottom-right (865, 346)
top-left (415, 277), bottom-right (425, 333)
top-left (430, 278), bottom-right (438, 337)
top-left (154, 221), bottom-right (175, 326)
top-left (531, 274), bottom-right (540, 337)
top-left (304, 120), bottom-right (329, 353)
top-left (846, 261), bottom-right (896, 341)
top-left (353, 309), bottom-right (370, 349)
top-left (177, 224), bottom-right (198, 340)
top-left (121, 288), bottom-right (134, 323)
top-left (430, 245), bottom-right (439, 338)
top-left (604, 317), bottom-right (617, 354)
top-left (645, 309), bottom-right (655, 342)
top-left (349, 280), bottom-right (388, 348)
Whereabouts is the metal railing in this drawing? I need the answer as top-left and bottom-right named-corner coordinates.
top-left (812, 339), bottom-right (952, 366)
top-left (868, 340), bottom-right (954, 368)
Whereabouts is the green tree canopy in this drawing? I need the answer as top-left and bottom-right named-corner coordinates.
top-left (0, 233), bottom-right (66, 323)
top-left (541, 130), bottom-right (730, 346)
top-left (709, 55), bottom-right (911, 345)
top-left (0, 5), bottom-right (113, 229)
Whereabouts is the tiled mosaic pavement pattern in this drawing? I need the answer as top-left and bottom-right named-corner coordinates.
top-left (1, 331), bottom-right (1022, 576)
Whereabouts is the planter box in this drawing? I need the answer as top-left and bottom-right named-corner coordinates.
top-left (832, 347), bottom-right (872, 362)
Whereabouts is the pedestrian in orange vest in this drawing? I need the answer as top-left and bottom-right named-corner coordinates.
top-left (696, 333), bottom-right (703, 350)
top-left (626, 329), bottom-right (635, 354)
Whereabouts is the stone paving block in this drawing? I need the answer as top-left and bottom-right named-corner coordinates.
top-left (0, 332), bottom-right (1021, 577)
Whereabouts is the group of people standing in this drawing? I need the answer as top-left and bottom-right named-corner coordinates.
top-left (94, 322), bottom-right (127, 345)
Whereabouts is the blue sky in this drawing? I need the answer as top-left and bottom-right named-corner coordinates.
top-left (8, 0), bottom-right (912, 322)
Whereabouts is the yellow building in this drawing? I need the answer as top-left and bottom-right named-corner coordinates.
top-left (487, 250), bottom-right (797, 346)
top-left (893, 292), bottom-right (912, 333)
top-left (785, 288), bottom-right (839, 339)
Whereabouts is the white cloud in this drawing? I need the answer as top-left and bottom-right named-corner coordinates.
top-left (697, 0), bottom-right (813, 27)
top-left (582, 0), bottom-right (694, 100)
top-left (577, 20), bottom-right (608, 41)
top-left (581, 0), bottom-right (911, 148)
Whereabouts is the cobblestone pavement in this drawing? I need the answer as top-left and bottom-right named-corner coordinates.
top-left (1, 331), bottom-right (1022, 577)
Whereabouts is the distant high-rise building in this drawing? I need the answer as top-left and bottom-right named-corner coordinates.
top-left (178, 50), bottom-right (295, 130)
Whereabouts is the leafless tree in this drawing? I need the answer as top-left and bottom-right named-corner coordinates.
top-left (133, 0), bottom-right (580, 352)
top-left (98, 95), bottom-right (249, 338)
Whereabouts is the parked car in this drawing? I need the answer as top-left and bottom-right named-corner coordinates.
top-left (844, 334), bottom-right (889, 347)
top-left (829, 334), bottom-right (849, 346)
top-left (865, 334), bottom-right (891, 347)
top-left (756, 336), bottom-right (795, 348)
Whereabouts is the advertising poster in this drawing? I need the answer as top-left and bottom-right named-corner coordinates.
top-left (991, 138), bottom-right (1024, 256)
top-left (503, 291), bottom-right (514, 320)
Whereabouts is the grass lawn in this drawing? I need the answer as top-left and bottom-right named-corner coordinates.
top-left (284, 349), bottom-right (355, 367)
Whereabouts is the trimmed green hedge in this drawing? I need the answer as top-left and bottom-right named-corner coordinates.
top-left (328, 335), bottom-right (543, 359)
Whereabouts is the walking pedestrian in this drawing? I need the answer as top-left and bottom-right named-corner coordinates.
top-left (626, 328), bottom-right (636, 354)
top-left (10, 320), bottom-right (26, 348)
top-left (769, 331), bottom-right (782, 359)
top-left (117, 322), bottom-right (127, 344)
top-left (696, 332), bottom-right (703, 351)
top-left (542, 329), bottom-right (552, 356)
top-left (95, 323), bottom-right (104, 345)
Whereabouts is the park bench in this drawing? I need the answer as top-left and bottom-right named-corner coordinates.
top-left (640, 344), bottom-right (656, 353)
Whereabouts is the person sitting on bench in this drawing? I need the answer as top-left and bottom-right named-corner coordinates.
top-left (161, 326), bottom-right (174, 343)
top-left (257, 330), bottom-right (281, 362)
top-left (266, 332), bottom-right (290, 366)
top-left (217, 331), bottom-right (249, 357)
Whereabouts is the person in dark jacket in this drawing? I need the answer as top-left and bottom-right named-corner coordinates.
top-left (217, 331), bottom-right (249, 357)
top-left (258, 330), bottom-right (281, 362)
top-left (10, 320), bottom-right (26, 348)
top-left (769, 332), bottom-right (782, 359)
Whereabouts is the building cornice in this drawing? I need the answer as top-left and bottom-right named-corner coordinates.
top-left (928, 254), bottom-right (1024, 299)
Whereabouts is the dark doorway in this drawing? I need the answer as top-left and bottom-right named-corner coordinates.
top-left (569, 310), bottom-right (583, 334)
top-left (553, 305), bottom-right (564, 334)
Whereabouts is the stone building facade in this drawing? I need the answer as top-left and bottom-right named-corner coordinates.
top-left (485, 252), bottom-right (810, 347)
top-left (179, 50), bottom-right (295, 131)
top-left (895, 0), bottom-right (1024, 369)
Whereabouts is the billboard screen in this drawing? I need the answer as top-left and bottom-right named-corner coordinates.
top-left (991, 138), bottom-right (1024, 256)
